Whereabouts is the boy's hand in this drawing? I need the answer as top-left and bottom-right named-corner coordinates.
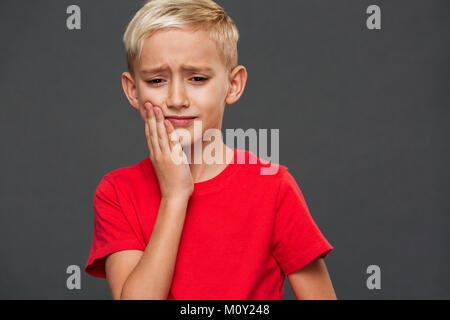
top-left (144, 101), bottom-right (194, 200)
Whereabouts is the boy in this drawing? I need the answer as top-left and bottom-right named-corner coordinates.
top-left (85, 0), bottom-right (336, 300)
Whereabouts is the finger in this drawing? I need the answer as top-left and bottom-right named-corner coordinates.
top-left (153, 106), bottom-right (170, 154)
top-left (145, 102), bottom-right (161, 156)
top-left (145, 121), bottom-right (154, 158)
top-left (165, 120), bottom-right (186, 163)
top-left (164, 118), bottom-right (178, 151)
top-left (171, 142), bottom-right (188, 165)
top-left (165, 124), bottom-right (187, 164)
top-left (141, 103), bottom-right (148, 122)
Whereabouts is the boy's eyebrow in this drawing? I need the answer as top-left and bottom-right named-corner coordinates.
top-left (141, 64), bottom-right (214, 75)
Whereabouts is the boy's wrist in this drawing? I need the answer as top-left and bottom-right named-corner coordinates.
top-left (161, 194), bottom-right (191, 206)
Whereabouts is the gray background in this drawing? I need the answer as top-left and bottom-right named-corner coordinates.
top-left (0, 0), bottom-right (448, 299)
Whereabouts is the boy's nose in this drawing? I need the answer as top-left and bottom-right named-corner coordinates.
top-left (166, 79), bottom-right (189, 109)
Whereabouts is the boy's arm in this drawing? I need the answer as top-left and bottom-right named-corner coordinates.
top-left (287, 257), bottom-right (337, 300)
top-left (105, 197), bottom-right (189, 300)
top-left (105, 102), bottom-right (193, 300)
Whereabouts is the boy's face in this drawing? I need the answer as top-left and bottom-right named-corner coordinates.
top-left (122, 27), bottom-right (247, 147)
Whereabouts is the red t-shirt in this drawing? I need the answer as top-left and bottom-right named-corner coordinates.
top-left (85, 147), bottom-right (333, 299)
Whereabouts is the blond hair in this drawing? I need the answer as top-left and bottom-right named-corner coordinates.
top-left (122, 0), bottom-right (239, 76)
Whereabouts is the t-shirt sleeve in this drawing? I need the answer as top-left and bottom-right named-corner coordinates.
top-left (270, 168), bottom-right (334, 276)
top-left (84, 175), bottom-right (145, 278)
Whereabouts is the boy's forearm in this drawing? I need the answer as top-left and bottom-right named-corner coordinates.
top-left (120, 196), bottom-right (189, 300)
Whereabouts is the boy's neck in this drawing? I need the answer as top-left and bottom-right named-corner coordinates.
top-left (183, 140), bottom-right (234, 184)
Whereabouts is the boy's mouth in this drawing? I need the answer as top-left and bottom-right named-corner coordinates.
top-left (165, 115), bottom-right (197, 126)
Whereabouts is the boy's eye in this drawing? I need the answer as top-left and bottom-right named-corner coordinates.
top-left (146, 79), bottom-right (163, 85)
top-left (191, 76), bottom-right (208, 82)
top-left (145, 77), bottom-right (208, 85)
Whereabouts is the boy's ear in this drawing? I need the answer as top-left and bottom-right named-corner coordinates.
top-left (121, 72), bottom-right (140, 110)
top-left (225, 65), bottom-right (248, 105)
